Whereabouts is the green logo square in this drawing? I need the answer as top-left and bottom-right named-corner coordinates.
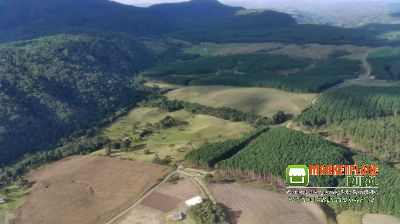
top-left (286, 165), bottom-right (309, 187)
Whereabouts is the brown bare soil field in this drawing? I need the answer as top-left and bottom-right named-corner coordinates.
top-left (210, 183), bottom-right (326, 224)
top-left (13, 156), bottom-right (170, 224)
top-left (117, 178), bottom-right (201, 224)
top-left (142, 192), bottom-right (181, 212)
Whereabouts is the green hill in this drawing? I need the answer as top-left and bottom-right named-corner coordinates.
top-left (0, 35), bottom-right (155, 165)
top-left (0, 0), bottom-right (170, 43)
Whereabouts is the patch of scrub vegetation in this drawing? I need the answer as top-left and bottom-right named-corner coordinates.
top-left (166, 86), bottom-right (316, 117)
top-left (216, 128), bottom-right (351, 188)
top-left (96, 107), bottom-right (253, 164)
top-left (0, 182), bottom-right (28, 211)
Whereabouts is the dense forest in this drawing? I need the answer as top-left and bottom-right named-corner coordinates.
top-left (329, 117), bottom-right (400, 161)
top-left (216, 128), bottom-right (351, 188)
top-left (148, 57), bottom-right (361, 93)
top-left (298, 85), bottom-right (400, 161)
top-left (368, 53), bottom-right (400, 80)
top-left (298, 85), bottom-right (400, 126)
top-left (0, 34), bottom-right (160, 165)
top-left (185, 128), bottom-right (267, 167)
top-left (0, 0), bottom-right (171, 43)
top-left (332, 155), bottom-right (400, 216)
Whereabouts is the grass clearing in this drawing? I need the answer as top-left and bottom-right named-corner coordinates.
top-left (166, 86), bottom-right (316, 117)
top-left (96, 107), bottom-right (253, 163)
top-left (0, 184), bottom-right (27, 212)
top-left (337, 211), bottom-right (363, 224)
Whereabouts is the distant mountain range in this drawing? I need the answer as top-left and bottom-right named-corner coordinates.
top-left (0, 0), bottom-right (297, 43)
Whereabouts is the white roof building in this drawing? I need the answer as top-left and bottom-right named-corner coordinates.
top-left (185, 196), bottom-right (203, 207)
top-left (0, 198), bottom-right (6, 204)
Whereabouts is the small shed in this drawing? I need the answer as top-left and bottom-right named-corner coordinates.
top-left (0, 198), bottom-right (6, 204)
top-left (185, 196), bottom-right (203, 207)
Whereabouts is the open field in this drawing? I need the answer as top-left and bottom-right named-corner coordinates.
top-left (97, 107), bottom-right (253, 163)
top-left (145, 81), bottom-right (180, 90)
top-left (185, 42), bottom-right (370, 60)
top-left (362, 214), bottom-right (400, 224)
top-left (166, 86), bottom-right (316, 117)
top-left (13, 156), bottom-right (170, 224)
top-left (337, 211), bottom-right (363, 224)
top-left (116, 178), bottom-right (201, 224)
top-left (210, 183), bottom-right (326, 224)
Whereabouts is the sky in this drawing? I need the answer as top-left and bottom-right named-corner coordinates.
top-left (114, 0), bottom-right (396, 8)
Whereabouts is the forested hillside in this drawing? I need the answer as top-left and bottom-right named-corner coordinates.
top-left (298, 85), bottom-right (400, 161)
top-left (0, 35), bottom-right (156, 165)
top-left (298, 85), bottom-right (400, 126)
top-left (0, 0), bottom-right (170, 43)
top-left (148, 0), bottom-right (242, 27)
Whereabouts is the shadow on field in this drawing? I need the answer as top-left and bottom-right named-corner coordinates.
top-left (219, 203), bottom-right (242, 224)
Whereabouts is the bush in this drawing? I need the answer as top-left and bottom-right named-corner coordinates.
top-left (187, 199), bottom-right (227, 224)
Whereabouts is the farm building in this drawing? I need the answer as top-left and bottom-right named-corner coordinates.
top-left (0, 198), bottom-right (5, 204)
top-left (185, 196), bottom-right (202, 206)
top-left (167, 212), bottom-right (183, 222)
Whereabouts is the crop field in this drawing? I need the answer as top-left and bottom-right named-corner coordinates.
top-left (116, 178), bottom-right (201, 224)
top-left (97, 107), bottom-right (253, 163)
top-left (185, 42), bottom-right (370, 60)
top-left (210, 183), bottom-right (326, 224)
top-left (13, 156), bottom-right (170, 224)
top-left (166, 86), bottom-right (316, 117)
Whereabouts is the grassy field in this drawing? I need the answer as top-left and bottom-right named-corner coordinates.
top-left (95, 107), bottom-right (253, 163)
top-left (166, 86), bottom-right (316, 117)
top-left (185, 42), bottom-right (370, 60)
top-left (337, 211), bottom-right (363, 224)
top-left (0, 184), bottom-right (27, 212)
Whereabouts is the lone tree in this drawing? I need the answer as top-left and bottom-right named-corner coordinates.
top-left (273, 111), bottom-right (286, 124)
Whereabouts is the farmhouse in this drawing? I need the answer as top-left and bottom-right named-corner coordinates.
top-left (185, 196), bottom-right (202, 206)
